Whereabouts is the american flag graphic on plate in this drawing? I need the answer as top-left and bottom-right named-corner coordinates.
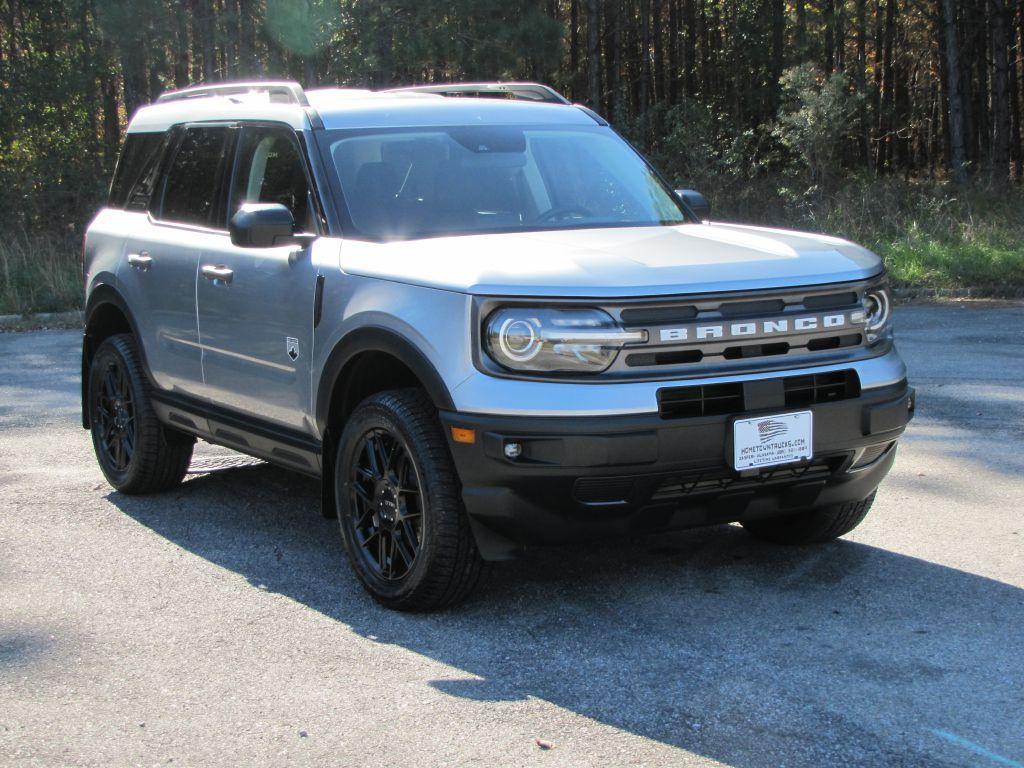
top-left (733, 411), bottom-right (813, 470)
top-left (757, 419), bottom-right (789, 443)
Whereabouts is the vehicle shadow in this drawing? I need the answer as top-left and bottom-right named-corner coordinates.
top-left (110, 464), bottom-right (1024, 768)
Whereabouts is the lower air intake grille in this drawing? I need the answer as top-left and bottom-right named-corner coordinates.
top-left (651, 459), bottom-right (835, 501)
top-left (658, 370), bottom-right (860, 419)
top-left (573, 477), bottom-right (636, 505)
top-left (851, 442), bottom-right (894, 469)
top-left (783, 370), bottom-right (861, 407)
top-left (657, 382), bottom-right (744, 419)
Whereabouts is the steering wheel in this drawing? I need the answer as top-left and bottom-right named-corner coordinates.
top-left (536, 206), bottom-right (593, 224)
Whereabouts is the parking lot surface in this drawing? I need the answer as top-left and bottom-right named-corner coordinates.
top-left (1, 302), bottom-right (1022, 767)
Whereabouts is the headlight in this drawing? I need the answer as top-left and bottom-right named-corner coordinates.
top-left (862, 285), bottom-right (892, 344)
top-left (484, 307), bottom-right (644, 373)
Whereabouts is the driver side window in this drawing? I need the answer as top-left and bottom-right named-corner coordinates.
top-left (231, 125), bottom-right (315, 233)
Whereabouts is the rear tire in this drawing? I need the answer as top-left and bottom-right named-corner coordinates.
top-left (335, 389), bottom-right (487, 611)
top-left (88, 333), bottom-right (194, 494)
top-left (741, 492), bottom-right (876, 545)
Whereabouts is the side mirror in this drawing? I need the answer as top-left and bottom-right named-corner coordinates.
top-left (675, 189), bottom-right (711, 221)
top-left (229, 203), bottom-right (316, 248)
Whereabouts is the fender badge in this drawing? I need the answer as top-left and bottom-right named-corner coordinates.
top-left (286, 337), bottom-right (300, 361)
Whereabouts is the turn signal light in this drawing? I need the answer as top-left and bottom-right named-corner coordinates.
top-left (450, 427), bottom-right (476, 444)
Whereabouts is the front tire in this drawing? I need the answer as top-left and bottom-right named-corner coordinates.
top-left (741, 492), bottom-right (876, 545)
top-left (335, 389), bottom-right (486, 611)
top-left (88, 333), bottom-right (194, 494)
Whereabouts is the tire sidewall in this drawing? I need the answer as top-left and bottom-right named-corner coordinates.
top-left (88, 336), bottom-right (150, 491)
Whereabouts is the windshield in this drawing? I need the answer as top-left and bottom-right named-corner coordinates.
top-left (321, 125), bottom-right (688, 240)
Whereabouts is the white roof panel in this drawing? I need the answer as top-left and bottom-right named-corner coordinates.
top-left (127, 88), bottom-right (598, 134)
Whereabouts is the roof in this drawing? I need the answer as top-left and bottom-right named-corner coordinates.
top-left (127, 81), bottom-right (598, 134)
top-left (383, 82), bottom-right (571, 104)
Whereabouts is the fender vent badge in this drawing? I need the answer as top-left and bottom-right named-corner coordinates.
top-left (286, 337), bottom-right (300, 361)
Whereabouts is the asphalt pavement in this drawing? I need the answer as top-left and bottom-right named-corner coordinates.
top-left (1, 302), bottom-right (1022, 767)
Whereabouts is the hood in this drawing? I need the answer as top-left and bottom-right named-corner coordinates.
top-left (337, 222), bottom-right (883, 297)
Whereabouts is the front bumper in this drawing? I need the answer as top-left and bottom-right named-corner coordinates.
top-left (442, 380), bottom-right (915, 560)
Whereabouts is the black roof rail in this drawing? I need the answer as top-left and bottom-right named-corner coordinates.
top-left (384, 82), bottom-right (571, 105)
top-left (156, 80), bottom-right (309, 107)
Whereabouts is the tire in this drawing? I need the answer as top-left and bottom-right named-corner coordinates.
top-left (335, 388), bottom-right (487, 611)
top-left (88, 333), bottom-right (194, 494)
top-left (741, 492), bottom-right (876, 545)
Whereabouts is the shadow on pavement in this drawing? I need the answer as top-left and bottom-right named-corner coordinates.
top-left (110, 462), bottom-right (1024, 768)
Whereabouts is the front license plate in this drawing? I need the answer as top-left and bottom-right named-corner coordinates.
top-left (732, 411), bottom-right (813, 470)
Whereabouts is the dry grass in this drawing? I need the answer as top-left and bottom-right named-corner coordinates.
top-left (0, 234), bottom-right (81, 315)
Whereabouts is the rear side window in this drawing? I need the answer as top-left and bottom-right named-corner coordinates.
top-left (108, 132), bottom-right (165, 210)
top-left (159, 126), bottom-right (231, 227)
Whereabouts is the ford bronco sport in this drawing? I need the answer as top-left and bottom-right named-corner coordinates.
top-left (83, 80), bottom-right (914, 611)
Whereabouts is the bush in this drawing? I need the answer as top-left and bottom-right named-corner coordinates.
top-left (772, 64), bottom-right (863, 193)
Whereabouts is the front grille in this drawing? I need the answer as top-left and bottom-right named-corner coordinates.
top-left (603, 284), bottom-right (870, 378)
top-left (658, 370), bottom-right (860, 419)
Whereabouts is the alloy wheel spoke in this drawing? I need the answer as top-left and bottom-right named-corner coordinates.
top-left (393, 526), bottom-right (416, 568)
top-left (364, 436), bottom-right (382, 476)
top-left (378, 531), bottom-right (390, 577)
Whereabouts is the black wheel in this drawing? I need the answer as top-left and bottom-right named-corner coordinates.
top-left (88, 333), bottom-right (194, 494)
top-left (741, 492), bottom-right (876, 545)
top-left (335, 389), bottom-right (487, 611)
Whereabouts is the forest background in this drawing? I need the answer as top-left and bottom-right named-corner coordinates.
top-left (2, 0), bottom-right (1022, 313)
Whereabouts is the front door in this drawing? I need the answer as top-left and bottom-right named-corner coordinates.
top-left (196, 124), bottom-right (321, 433)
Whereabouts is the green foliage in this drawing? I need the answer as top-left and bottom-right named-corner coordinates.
top-left (772, 64), bottom-right (863, 191)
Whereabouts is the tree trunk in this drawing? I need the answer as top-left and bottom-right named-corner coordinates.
top-left (121, 45), bottom-right (147, 119)
top-left (990, 0), bottom-right (1011, 181)
top-left (824, 0), bottom-right (836, 72)
top-left (196, 0), bottom-right (216, 81)
top-left (942, 0), bottom-right (970, 183)
top-left (174, 6), bottom-right (190, 87)
top-left (100, 50), bottom-right (121, 173)
top-left (795, 0), bottom-right (807, 59)
top-left (668, 0), bottom-right (679, 102)
top-left (856, 0), bottom-right (872, 169)
top-left (640, 0), bottom-right (650, 112)
top-left (653, 0), bottom-right (665, 103)
top-left (769, 0), bottom-right (784, 115)
top-left (1008, 1), bottom-right (1022, 180)
top-left (570, 0), bottom-right (580, 100)
top-left (683, 0), bottom-right (697, 95)
top-left (587, 0), bottom-right (601, 109)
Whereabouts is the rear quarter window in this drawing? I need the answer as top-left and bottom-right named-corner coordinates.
top-left (108, 132), bottom-right (166, 210)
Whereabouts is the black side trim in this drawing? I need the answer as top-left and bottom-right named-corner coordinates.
top-left (150, 390), bottom-right (323, 477)
top-left (315, 326), bottom-right (455, 434)
top-left (313, 274), bottom-right (326, 328)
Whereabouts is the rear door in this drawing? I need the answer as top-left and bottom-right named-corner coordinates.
top-left (196, 123), bottom-right (321, 432)
top-left (119, 124), bottom-right (233, 395)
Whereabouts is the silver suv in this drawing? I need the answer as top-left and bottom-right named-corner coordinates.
top-left (83, 80), bottom-right (914, 611)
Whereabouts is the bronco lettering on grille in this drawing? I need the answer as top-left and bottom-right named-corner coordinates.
top-left (657, 310), bottom-right (865, 344)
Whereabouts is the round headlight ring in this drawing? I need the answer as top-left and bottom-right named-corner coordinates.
top-left (864, 288), bottom-right (890, 332)
top-left (498, 317), bottom-right (542, 362)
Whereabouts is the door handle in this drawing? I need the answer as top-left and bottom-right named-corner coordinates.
top-left (201, 265), bottom-right (234, 284)
top-left (127, 252), bottom-right (152, 270)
